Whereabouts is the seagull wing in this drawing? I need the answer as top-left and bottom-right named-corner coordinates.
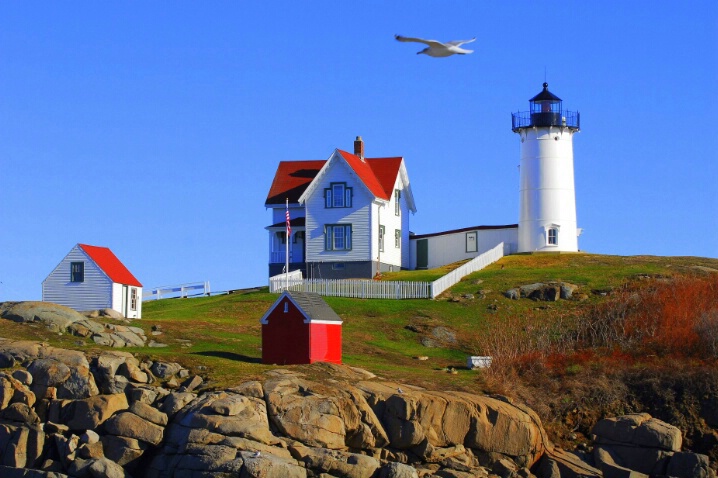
top-left (446, 38), bottom-right (476, 47)
top-left (394, 35), bottom-right (445, 48)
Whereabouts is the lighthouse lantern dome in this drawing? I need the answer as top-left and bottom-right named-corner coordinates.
top-left (512, 82), bottom-right (580, 131)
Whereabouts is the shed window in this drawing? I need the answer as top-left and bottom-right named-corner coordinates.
top-left (284, 301), bottom-right (289, 313)
top-left (70, 262), bottom-right (84, 282)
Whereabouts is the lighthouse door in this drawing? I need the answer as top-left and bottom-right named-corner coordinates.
top-left (416, 239), bottom-right (428, 270)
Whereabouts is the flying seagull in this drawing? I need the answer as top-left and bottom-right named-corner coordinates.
top-left (395, 35), bottom-right (475, 57)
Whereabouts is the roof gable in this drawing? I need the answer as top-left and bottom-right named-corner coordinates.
top-left (78, 244), bottom-right (142, 287)
top-left (260, 291), bottom-right (342, 324)
top-left (265, 160), bottom-right (326, 205)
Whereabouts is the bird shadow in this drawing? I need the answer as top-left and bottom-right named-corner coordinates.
top-left (191, 351), bottom-right (261, 364)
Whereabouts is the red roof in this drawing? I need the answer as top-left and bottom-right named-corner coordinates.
top-left (79, 244), bottom-right (142, 287)
top-left (338, 151), bottom-right (402, 200)
top-left (265, 153), bottom-right (403, 204)
top-left (265, 160), bottom-right (325, 205)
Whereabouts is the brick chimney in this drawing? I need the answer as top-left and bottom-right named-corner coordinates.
top-left (354, 136), bottom-right (364, 160)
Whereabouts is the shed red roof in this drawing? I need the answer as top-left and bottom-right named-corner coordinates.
top-left (265, 153), bottom-right (403, 205)
top-left (79, 244), bottom-right (142, 287)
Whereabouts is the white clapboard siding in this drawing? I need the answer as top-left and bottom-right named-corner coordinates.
top-left (410, 227), bottom-right (517, 270)
top-left (375, 175), bottom-right (403, 268)
top-left (431, 243), bottom-right (505, 298)
top-left (42, 245), bottom-right (113, 310)
top-left (305, 157), bottom-right (373, 262)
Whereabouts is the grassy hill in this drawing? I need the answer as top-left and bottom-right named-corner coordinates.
top-left (133, 253), bottom-right (718, 391)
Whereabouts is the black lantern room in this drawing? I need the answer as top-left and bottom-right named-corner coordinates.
top-left (512, 83), bottom-right (580, 132)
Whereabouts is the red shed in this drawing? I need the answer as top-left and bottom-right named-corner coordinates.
top-left (260, 291), bottom-right (342, 365)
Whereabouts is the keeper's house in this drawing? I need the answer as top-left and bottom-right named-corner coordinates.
top-left (260, 291), bottom-right (342, 365)
top-left (42, 244), bottom-right (143, 319)
top-left (265, 136), bottom-right (416, 280)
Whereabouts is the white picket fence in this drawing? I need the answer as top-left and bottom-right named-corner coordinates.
top-left (430, 243), bottom-right (505, 298)
top-left (290, 279), bottom-right (431, 299)
top-left (268, 243), bottom-right (505, 300)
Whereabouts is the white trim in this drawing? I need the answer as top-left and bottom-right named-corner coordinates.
top-left (298, 150), bottom-right (376, 205)
top-left (307, 319), bottom-right (344, 325)
top-left (397, 159), bottom-right (417, 213)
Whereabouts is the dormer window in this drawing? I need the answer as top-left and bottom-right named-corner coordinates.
top-left (325, 182), bottom-right (352, 208)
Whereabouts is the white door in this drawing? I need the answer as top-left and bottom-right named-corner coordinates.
top-left (121, 285), bottom-right (128, 317)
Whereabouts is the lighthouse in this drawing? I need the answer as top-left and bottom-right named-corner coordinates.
top-left (512, 83), bottom-right (581, 253)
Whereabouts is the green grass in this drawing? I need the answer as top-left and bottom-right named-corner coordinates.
top-left (4, 253), bottom-right (716, 392)
top-left (135, 253), bottom-right (717, 391)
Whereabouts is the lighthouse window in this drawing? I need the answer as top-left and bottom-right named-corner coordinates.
top-left (548, 228), bottom-right (559, 245)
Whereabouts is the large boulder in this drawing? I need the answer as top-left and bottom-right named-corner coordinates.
top-left (264, 376), bottom-right (379, 450)
top-left (66, 393), bottom-right (129, 431)
top-left (103, 411), bottom-right (164, 446)
top-left (177, 391), bottom-right (276, 445)
top-left (357, 381), bottom-right (546, 467)
top-left (0, 301), bottom-right (86, 331)
top-left (593, 413), bottom-right (682, 451)
top-left (592, 413), bottom-right (712, 478)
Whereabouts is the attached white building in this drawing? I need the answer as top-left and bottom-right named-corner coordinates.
top-left (265, 137), bottom-right (417, 279)
top-left (409, 225), bottom-right (518, 270)
top-left (42, 244), bottom-right (143, 318)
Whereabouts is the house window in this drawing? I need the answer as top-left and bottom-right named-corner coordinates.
top-left (292, 231), bottom-right (305, 243)
top-left (284, 301), bottom-right (289, 313)
top-left (325, 182), bottom-right (352, 208)
top-left (324, 224), bottom-right (352, 251)
top-left (395, 229), bottom-right (401, 248)
top-left (394, 189), bottom-right (401, 216)
top-left (130, 288), bottom-right (137, 311)
top-left (379, 225), bottom-right (385, 252)
top-left (276, 231), bottom-right (286, 244)
top-left (466, 231), bottom-right (478, 253)
top-left (547, 227), bottom-right (559, 245)
top-left (70, 262), bottom-right (84, 282)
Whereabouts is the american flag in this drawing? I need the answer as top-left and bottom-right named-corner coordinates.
top-left (285, 204), bottom-right (291, 237)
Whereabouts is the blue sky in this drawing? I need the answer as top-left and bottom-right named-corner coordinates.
top-left (1, 2), bottom-right (716, 301)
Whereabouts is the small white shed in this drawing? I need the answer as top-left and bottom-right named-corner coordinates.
top-left (42, 244), bottom-right (143, 319)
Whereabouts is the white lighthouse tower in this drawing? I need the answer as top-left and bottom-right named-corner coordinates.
top-left (512, 83), bottom-right (581, 253)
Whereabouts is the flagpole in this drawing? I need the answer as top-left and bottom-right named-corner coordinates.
top-left (285, 198), bottom-right (290, 291)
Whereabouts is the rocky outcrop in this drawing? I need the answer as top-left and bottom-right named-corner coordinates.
top-left (591, 413), bottom-right (712, 478)
top-left (0, 339), bottom-right (713, 478)
top-left (503, 282), bottom-right (582, 302)
top-left (0, 302), bottom-right (149, 349)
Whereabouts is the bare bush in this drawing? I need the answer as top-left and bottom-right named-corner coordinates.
top-left (695, 309), bottom-right (718, 358)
